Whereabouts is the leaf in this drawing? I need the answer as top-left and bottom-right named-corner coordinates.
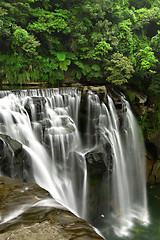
top-left (57, 52), bottom-right (66, 61)
top-left (76, 70), bottom-right (82, 80)
top-left (91, 64), bottom-right (101, 71)
top-left (84, 64), bottom-right (91, 73)
top-left (74, 61), bottom-right (84, 69)
top-left (64, 59), bottom-right (71, 66)
top-left (59, 61), bottom-right (68, 71)
top-left (49, 50), bottom-right (57, 56)
top-left (66, 52), bottom-right (77, 60)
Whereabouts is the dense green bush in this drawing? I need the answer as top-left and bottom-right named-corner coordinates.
top-left (0, 0), bottom-right (160, 91)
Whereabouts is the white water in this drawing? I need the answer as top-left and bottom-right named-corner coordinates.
top-left (0, 88), bottom-right (149, 238)
top-left (106, 96), bottom-right (149, 236)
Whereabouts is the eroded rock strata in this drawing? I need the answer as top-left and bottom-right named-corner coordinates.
top-left (0, 176), bottom-right (103, 240)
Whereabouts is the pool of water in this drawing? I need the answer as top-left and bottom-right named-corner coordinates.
top-left (97, 185), bottom-right (160, 240)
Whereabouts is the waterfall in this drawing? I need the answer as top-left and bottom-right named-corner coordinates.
top-left (105, 96), bottom-right (149, 236)
top-left (0, 88), bottom-right (149, 238)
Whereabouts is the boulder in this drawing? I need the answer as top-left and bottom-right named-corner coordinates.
top-left (0, 176), bottom-right (103, 240)
top-left (85, 146), bottom-right (113, 177)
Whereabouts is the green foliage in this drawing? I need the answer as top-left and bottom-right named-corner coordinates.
top-left (149, 74), bottom-right (160, 94)
top-left (94, 41), bottom-right (112, 57)
top-left (105, 52), bottom-right (135, 85)
top-left (75, 61), bottom-right (91, 76)
top-left (59, 59), bottom-right (71, 71)
top-left (0, 0), bottom-right (160, 91)
top-left (76, 70), bottom-right (82, 80)
top-left (117, 19), bottom-right (134, 54)
top-left (138, 102), bottom-right (160, 136)
top-left (57, 52), bottom-right (66, 61)
top-left (151, 30), bottom-right (160, 57)
top-left (136, 47), bottom-right (158, 71)
top-left (28, 8), bottom-right (70, 34)
top-left (126, 92), bottom-right (135, 102)
top-left (133, 7), bottom-right (159, 30)
top-left (12, 28), bottom-right (40, 56)
top-left (154, 160), bottom-right (160, 175)
top-left (74, 61), bottom-right (103, 81)
top-left (1, 55), bottom-right (28, 84)
top-left (91, 64), bottom-right (101, 72)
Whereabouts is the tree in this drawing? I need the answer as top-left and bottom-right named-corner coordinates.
top-left (117, 19), bottom-right (134, 54)
top-left (151, 30), bottom-right (160, 57)
top-left (135, 46), bottom-right (158, 74)
top-left (105, 52), bottom-right (134, 85)
top-left (12, 28), bottom-right (40, 56)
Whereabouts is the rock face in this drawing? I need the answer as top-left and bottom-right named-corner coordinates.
top-left (24, 96), bottom-right (46, 121)
top-left (146, 133), bottom-right (160, 185)
top-left (0, 176), bottom-right (103, 240)
top-left (82, 86), bottom-right (107, 103)
top-left (85, 145), bottom-right (113, 177)
top-left (84, 144), bottom-right (113, 225)
top-left (0, 134), bottom-right (33, 182)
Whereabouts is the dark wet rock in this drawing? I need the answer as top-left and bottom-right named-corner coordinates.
top-left (0, 134), bottom-right (22, 156)
top-left (40, 118), bottom-right (52, 129)
top-left (79, 89), bottom-right (101, 147)
top-left (24, 96), bottom-right (46, 121)
top-left (108, 89), bottom-right (127, 120)
top-left (0, 134), bottom-right (34, 182)
top-left (146, 154), bottom-right (160, 185)
top-left (0, 176), bottom-right (103, 240)
top-left (148, 132), bottom-right (160, 160)
top-left (83, 144), bottom-right (113, 224)
top-left (146, 134), bottom-right (160, 185)
top-left (82, 86), bottom-right (107, 103)
top-left (85, 151), bottom-right (107, 176)
top-left (67, 149), bottom-right (111, 227)
top-left (146, 158), bottom-right (156, 185)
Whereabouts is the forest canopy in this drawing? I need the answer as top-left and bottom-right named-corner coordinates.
top-left (0, 0), bottom-right (160, 93)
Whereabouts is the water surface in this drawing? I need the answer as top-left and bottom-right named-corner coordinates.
top-left (97, 185), bottom-right (160, 240)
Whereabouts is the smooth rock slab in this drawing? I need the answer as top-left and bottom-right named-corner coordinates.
top-left (0, 221), bottom-right (67, 240)
top-left (0, 176), bottom-right (103, 240)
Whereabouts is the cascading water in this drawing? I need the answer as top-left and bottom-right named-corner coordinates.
top-left (0, 88), bottom-right (149, 238)
top-left (102, 96), bottom-right (149, 237)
